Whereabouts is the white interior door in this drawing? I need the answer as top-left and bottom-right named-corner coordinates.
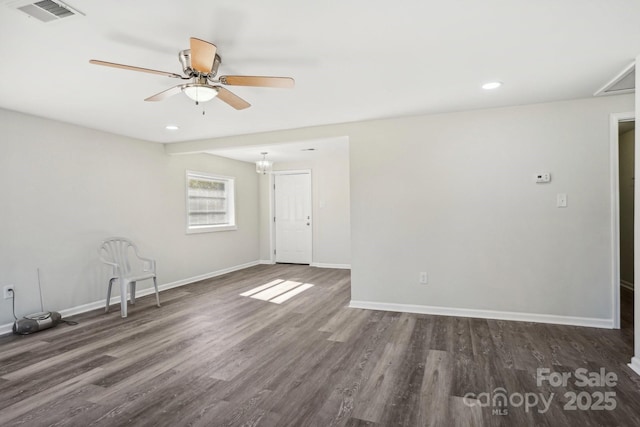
top-left (275, 172), bottom-right (312, 264)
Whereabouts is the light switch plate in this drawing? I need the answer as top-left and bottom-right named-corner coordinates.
top-left (419, 272), bottom-right (428, 284)
top-left (557, 193), bottom-right (567, 208)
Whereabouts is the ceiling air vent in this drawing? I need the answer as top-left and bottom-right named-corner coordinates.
top-left (594, 62), bottom-right (635, 96)
top-left (16, 0), bottom-right (83, 22)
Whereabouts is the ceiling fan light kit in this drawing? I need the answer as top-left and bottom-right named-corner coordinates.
top-left (183, 84), bottom-right (219, 103)
top-left (90, 37), bottom-right (294, 110)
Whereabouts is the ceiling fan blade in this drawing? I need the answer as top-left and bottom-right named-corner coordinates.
top-left (89, 60), bottom-right (183, 78)
top-left (144, 84), bottom-right (187, 102)
top-left (220, 75), bottom-right (295, 88)
top-left (216, 87), bottom-right (251, 110)
top-left (190, 37), bottom-right (217, 74)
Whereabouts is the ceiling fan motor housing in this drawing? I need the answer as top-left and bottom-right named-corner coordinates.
top-left (179, 49), bottom-right (221, 78)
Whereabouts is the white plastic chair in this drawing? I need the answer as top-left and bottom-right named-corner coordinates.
top-left (98, 237), bottom-right (160, 318)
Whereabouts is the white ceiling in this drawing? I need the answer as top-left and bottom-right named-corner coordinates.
top-left (207, 136), bottom-right (349, 164)
top-left (0, 0), bottom-right (639, 144)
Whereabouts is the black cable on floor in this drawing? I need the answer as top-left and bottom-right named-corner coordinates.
top-left (11, 288), bottom-right (17, 321)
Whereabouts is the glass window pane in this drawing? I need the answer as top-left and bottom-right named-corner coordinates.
top-left (186, 172), bottom-right (235, 231)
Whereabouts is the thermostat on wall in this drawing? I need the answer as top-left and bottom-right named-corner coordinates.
top-left (534, 172), bottom-right (551, 183)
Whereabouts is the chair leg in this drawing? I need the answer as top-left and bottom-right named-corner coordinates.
top-left (153, 276), bottom-right (161, 307)
top-left (120, 279), bottom-right (128, 318)
top-left (105, 278), bottom-right (115, 313)
top-left (130, 281), bottom-right (136, 305)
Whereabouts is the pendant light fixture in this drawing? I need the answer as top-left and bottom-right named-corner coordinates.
top-left (256, 152), bottom-right (273, 175)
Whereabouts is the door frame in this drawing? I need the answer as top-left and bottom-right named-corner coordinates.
top-left (268, 169), bottom-right (313, 264)
top-left (610, 111), bottom-right (635, 329)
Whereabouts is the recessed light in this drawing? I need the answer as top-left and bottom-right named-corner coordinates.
top-left (482, 81), bottom-right (503, 90)
top-left (301, 148), bottom-right (316, 151)
top-left (165, 125), bottom-right (179, 131)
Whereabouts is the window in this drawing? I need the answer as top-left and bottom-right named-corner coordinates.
top-left (186, 171), bottom-right (237, 233)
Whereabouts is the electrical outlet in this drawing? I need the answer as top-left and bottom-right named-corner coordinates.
top-left (3, 285), bottom-right (14, 299)
top-left (419, 272), bottom-right (428, 284)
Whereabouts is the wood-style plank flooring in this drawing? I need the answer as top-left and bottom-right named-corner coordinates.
top-left (0, 264), bottom-right (638, 426)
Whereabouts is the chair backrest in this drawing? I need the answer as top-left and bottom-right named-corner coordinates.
top-left (98, 237), bottom-right (139, 276)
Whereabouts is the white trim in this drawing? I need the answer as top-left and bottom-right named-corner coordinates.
top-left (0, 323), bottom-right (13, 336)
top-left (594, 62), bottom-right (635, 97)
top-left (610, 112), bottom-right (635, 330)
top-left (268, 172), bottom-right (275, 263)
top-left (621, 280), bottom-right (635, 291)
top-left (153, 260), bottom-right (259, 292)
top-left (272, 169), bottom-right (313, 176)
top-left (629, 357), bottom-right (640, 376)
top-left (310, 262), bottom-right (351, 269)
top-left (0, 260), bottom-right (260, 337)
top-left (259, 259), bottom-right (275, 265)
top-left (186, 224), bottom-right (238, 234)
top-left (349, 300), bottom-right (614, 329)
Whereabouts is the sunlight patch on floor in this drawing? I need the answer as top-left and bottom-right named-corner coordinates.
top-left (240, 279), bottom-right (284, 296)
top-left (240, 279), bottom-right (314, 304)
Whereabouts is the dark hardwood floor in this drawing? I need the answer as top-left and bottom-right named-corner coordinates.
top-left (0, 264), bottom-right (638, 426)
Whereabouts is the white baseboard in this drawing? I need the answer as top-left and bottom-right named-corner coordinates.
top-left (0, 260), bottom-right (260, 337)
top-left (628, 357), bottom-right (640, 376)
top-left (621, 280), bottom-right (634, 291)
top-left (260, 261), bottom-right (350, 269)
top-left (0, 323), bottom-right (12, 336)
top-left (154, 260), bottom-right (260, 293)
top-left (348, 300), bottom-right (614, 329)
top-left (310, 262), bottom-right (351, 270)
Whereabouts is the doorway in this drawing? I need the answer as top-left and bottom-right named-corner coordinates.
top-left (611, 112), bottom-right (635, 329)
top-left (273, 171), bottom-right (312, 264)
top-left (619, 119), bottom-right (635, 329)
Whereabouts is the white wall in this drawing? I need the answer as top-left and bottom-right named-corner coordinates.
top-left (161, 93), bottom-right (636, 326)
top-left (258, 138), bottom-right (351, 266)
top-left (258, 171), bottom-right (272, 262)
top-left (0, 109), bottom-right (259, 325)
top-left (348, 95), bottom-right (634, 323)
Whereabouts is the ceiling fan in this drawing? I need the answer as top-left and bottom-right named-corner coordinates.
top-left (90, 37), bottom-right (294, 110)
